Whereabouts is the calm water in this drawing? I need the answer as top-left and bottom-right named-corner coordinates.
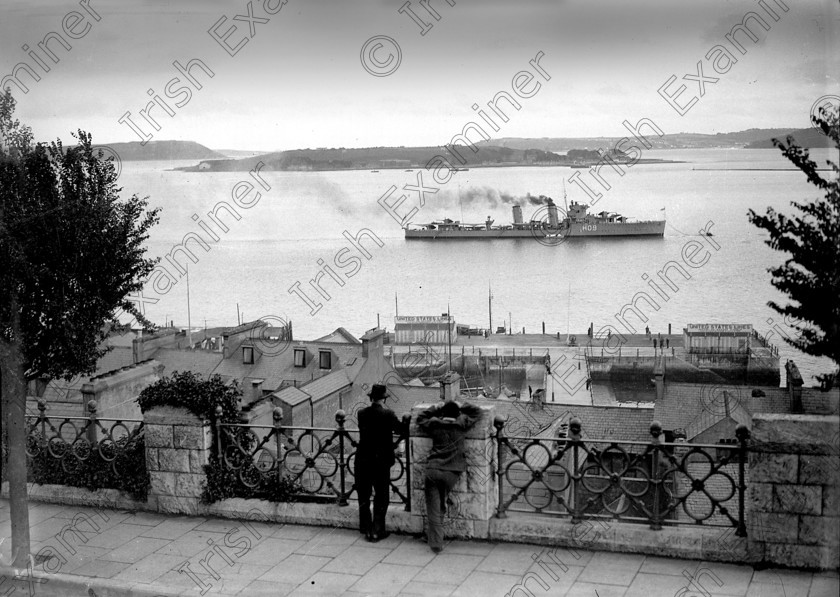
top-left (118, 148), bottom-right (838, 383)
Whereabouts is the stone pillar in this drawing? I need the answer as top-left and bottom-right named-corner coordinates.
top-left (144, 405), bottom-right (213, 514)
top-left (410, 403), bottom-right (496, 539)
top-left (440, 372), bottom-right (461, 402)
top-left (747, 413), bottom-right (839, 569)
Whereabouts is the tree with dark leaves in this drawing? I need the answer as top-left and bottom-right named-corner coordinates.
top-left (747, 105), bottom-right (840, 388)
top-left (0, 89), bottom-right (159, 566)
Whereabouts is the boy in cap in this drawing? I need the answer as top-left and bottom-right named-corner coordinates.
top-left (355, 383), bottom-right (403, 542)
top-left (417, 399), bottom-right (482, 552)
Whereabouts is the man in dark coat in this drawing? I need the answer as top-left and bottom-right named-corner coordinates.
top-left (416, 400), bottom-right (482, 553)
top-left (355, 384), bottom-right (403, 542)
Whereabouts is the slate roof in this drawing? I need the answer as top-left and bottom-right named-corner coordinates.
top-left (382, 382), bottom-right (655, 443)
top-left (313, 328), bottom-right (361, 344)
top-left (654, 382), bottom-right (840, 437)
top-left (275, 386), bottom-right (311, 407)
top-left (169, 340), bottom-right (365, 394)
top-left (151, 348), bottom-right (223, 378)
top-left (298, 369), bottom-right (352, 401)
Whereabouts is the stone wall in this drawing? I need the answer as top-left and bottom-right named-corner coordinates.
top-left (747, 413), bottom-right (840, 569)
top-left (143, 405), bottom-right (213, 514)
top-left (409, 403), bottom-right (497, 539)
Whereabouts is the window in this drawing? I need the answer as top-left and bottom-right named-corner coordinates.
top-left (716, 438), bottom-right (741, 463)
top-left (294, 349), bottom-right (306, 368)
top-left (242, 346), bottom-right (254, 364)
top-left (319, 350), bottom-right (332, 369)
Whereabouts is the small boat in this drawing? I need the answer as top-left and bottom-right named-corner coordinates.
top-left (405, 169), bottom-right (413, 172)
top-left (370, 170), bottom-right (379, 173)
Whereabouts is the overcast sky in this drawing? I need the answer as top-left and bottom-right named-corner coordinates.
top-left (1, 0), bottom-right (838, 151)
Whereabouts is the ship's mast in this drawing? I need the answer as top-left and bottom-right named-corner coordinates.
top-left (563, 179), bottom-right (568, 213)
top-left (488, 282), bottom-right (493, 334)
top-left (186, 264), bottom-right (192, 347)
top-left (567, 282), bottom-right (571, 342)
top-left (447, 302), bottom-right (453, 371)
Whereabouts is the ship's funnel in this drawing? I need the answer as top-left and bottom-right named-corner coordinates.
top-left (547, 199), bottom-right (559, 228)
top-left (512, 205), bottom-right (523, 225)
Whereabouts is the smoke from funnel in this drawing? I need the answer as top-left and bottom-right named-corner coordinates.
top-left (442, 187), bottom-right (551, 207)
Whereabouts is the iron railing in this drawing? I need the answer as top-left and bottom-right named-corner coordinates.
top-left (23, 399), bottom-right (145, 481)
top-left (494, 416), bottom-right (750, 534)
top-left (215, 407), bottom-right (412, 509)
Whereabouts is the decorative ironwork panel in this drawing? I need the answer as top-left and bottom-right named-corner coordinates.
top-left (217, 412), bottom-right (410, 508)
top-left (494, 417), bottom-right (749, 534)
top-left (24, 399), bottom-right (146, 486)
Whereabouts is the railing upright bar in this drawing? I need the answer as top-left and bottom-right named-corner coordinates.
top-left (273, 408), bottom-right (284, 499)
top-left (402, 414), bottom-right (412, 512)
top-left (86, 399), bottom-right (98, 446)
top-left (336, 410), bottom-right (348, 506)
top-left (215, 405), bottom-right (223, 461)
top-left (494, 416), bottom-right (506, 518)
top-left (38, 399), bottom-right (47, 449)
top-left (736, 424), bottom-right (750, 537)
top-left (649, 421), bottom-right (663, 530)
top-left (569, 417), bottom-right (582, 523)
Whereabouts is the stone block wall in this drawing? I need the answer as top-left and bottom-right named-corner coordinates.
top-left (747, 413), bottom-right (840, 569)
top-left (409, 403), bottom-right (496, 539)
top-left (144, 405), bottom-right (213, 514)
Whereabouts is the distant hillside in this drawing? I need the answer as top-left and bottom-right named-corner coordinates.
top-left (483, 128), bottom-right (804, 151)
top-left (177, 145), bottom-right (569, 172)
top-left (93, 140), bottom-right (225, 161)
top-left (744, 127), bottom-right (836, 149)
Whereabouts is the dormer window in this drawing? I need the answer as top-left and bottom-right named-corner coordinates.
top-left (294, 348), bottom-right (306, 368)
top-left (242, 346), bottom-right (254, 364)
top-left (319, 350), bottom-right (331, 369)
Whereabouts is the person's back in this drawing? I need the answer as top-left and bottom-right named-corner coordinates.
top-left (357, 401), bottom-right (399, 468)
top-left (417, 400), bottom-right (482, 552)
top-left (355, 384), bottom-right (402, 542)
top-left (420, 402), bottom-right (482, 472)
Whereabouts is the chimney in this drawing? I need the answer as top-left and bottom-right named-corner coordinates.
top-left (785, 359), bottom-right (803, 413)
top-left (547, 199), bottom-right (559, 228)
top-left (654, 354), bottom-right (665, 402)
top-left (250, 379), bottom-right (264, 404)
top-left (361, 328), bottom-right (385, 359)
top-left (512, 205), bottom-right (523, 225)
top-left (132, 336), bottom-right (143, 364)
top-left (440, 371), bottom-right (461, 402)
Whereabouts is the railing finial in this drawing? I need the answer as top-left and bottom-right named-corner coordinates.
top-left (569, 417), bottom-right (582, 438)
top-left (215, 405), bottom-right (223, 418)
top-left (493, 415), bottom-right (506, 431)
top-left (87, 399), bottom-right (97, 414)
top-left (650, 420), bottom-right (662, 440)
top-left (37, 398), bottom-right (47, 413)
top-left (272, 407), bottom-right (283, 426)
top-left (335, 409), bottom-right (346, 426)
top-left (735, 424), bottom-right (750, 442)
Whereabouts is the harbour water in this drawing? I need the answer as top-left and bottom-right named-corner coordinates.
top-left (119, 147), bottom-right (838, 384)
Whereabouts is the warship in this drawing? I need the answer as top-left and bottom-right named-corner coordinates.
top-left (404, 197), bottom-right (666, 240)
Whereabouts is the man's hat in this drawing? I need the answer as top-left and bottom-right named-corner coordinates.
top-left (368, 384), bottom-right (388, 401)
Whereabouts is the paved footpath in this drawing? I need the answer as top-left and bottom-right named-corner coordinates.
top-left (1, 499), bottom-right (836, 596)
